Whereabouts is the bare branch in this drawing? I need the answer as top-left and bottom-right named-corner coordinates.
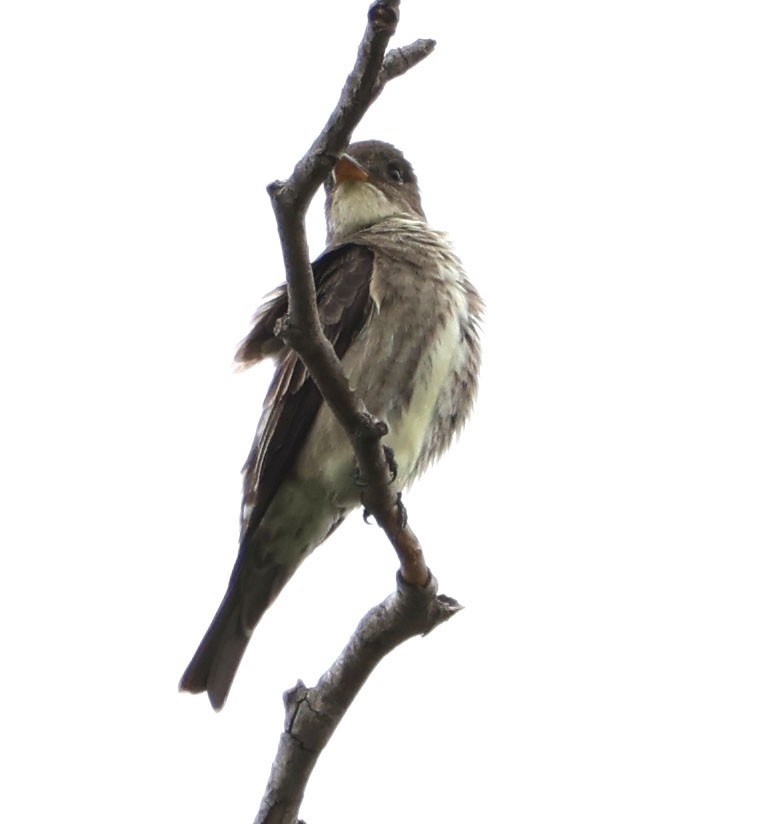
top-left (267, 1), bottom-right (435, 587)
top-left (254, 575), bottom-right (463, 824)
top-left (375, 38), bottom-right (437, 90)
top-left (253, 3), bottom-right (459, 820)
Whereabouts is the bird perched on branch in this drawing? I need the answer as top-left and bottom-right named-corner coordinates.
top-left (180, 140), bottom-right (483, 709)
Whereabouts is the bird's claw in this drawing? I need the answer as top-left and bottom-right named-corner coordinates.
top-left (383, 445), bottom-right (398, 483)
top-left (395, 492), bottom-right (408, 529)
top-left (362, 494), bottom-right (406, 528)
top-left (357, 445), bottom-right (401, 525)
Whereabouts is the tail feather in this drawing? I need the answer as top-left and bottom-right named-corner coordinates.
top-left (179, 563), bottom-right (287, 710)
top-left (179, 590), bottom-right (249, 711)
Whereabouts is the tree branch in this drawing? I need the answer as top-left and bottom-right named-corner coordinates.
top-left (267, 0), bottom-right (435, 586)
top-left (255, 3), bottom-right (456, 822)
top-left (254, 575), bottom-right (462, 824)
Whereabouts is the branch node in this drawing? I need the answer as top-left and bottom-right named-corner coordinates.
top-left (266, 179), bottom-right (286, 198)
top-left (396, 567), bottom-right (434, 597)
top-left (272, 314), bottom-right (292, 341)
top-left (284, 679), bottom-right (308, 711)
top-left (370, 418), bottom-right (389, 438)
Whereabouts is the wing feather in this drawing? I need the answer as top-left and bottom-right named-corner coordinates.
top-left (239, 244), bottom-right (375, 535)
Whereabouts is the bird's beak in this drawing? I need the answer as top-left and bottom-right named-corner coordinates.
top-left (332, 154), bottom-right (370, 184)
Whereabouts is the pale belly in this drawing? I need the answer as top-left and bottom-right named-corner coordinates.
top-left (383, 311), bottom-right (464, 482)
top-left (294, 303), bottom-right (465, 505)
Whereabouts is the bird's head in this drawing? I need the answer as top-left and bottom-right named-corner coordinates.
top-left (324, 140), bottom-right (426, 244)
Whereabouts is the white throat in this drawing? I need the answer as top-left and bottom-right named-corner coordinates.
top-left (328, 181), bottom-right (406, 244)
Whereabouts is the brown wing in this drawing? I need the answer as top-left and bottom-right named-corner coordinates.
top-left (238, 243), bottom-right (375, 537)
top-left (234, 287), bottom-right (289, 366)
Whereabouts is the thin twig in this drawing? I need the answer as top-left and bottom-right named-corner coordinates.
top-left (267, 0), bottom-right (435, 586)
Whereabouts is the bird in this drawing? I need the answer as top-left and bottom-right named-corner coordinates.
top-left (179, 140), bottom-right (483, 710)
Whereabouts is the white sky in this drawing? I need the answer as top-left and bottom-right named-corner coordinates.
top-left (2, 1), bottom-right (761, 822)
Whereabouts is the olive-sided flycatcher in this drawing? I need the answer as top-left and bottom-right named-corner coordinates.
top-left (180, 140), bottom-right (483, 709)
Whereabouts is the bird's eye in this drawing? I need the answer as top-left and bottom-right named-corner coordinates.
top-left (388, 164), bottom-right (404, 183)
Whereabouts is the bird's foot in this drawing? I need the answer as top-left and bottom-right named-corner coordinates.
top-left (352, 445), bottom-right (398, 487)
top-left (395, 492), bottom-right (408, 529)
top-left (352, 464), bottom-right (368, 488)
top-left (382, 445), bottom-right (398, 483)
top-left (357, 445), bottom-right (400, 524)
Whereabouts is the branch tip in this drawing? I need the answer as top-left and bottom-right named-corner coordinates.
top-left (368, 0), bottom-right (400, 32)
top-left (438, 593), bottom-right (464, 612)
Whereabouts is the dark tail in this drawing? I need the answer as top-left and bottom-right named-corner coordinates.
top-left (179, 588), bottom-right (250, 711)
top-left (179, 562), bottom-right (287, 711)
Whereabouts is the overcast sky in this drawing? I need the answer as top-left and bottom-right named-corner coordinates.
top-left (2, 1), bottom-right (761, 822)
